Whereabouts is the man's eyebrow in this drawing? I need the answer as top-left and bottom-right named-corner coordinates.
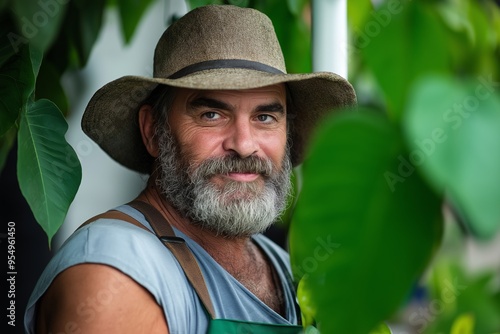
top-left (189, 97), bottom-right (232, 111)
top-left (188, 97), bottom-right (285, 113)
top-left (255, 102), bottom-right (284, 113)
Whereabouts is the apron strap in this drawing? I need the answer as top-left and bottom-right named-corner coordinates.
top-left (80, 201), bottom-right (217, 319)
top-left (128, 200), bottom-right (216, 319)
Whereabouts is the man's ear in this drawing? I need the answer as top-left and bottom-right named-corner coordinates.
top-left (138, 105), bottom-right (159, 158)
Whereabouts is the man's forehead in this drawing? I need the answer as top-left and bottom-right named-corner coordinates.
top-left (176, 84), bottom-right (287, 102)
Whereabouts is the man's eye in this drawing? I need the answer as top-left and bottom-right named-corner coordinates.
top-left (202, 112), bottom-right (220, 120)
top-left (257, 114), bottom-right (274, 123)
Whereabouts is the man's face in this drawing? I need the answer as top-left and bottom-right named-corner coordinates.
top-left (155, 84), bottom-right (292, 237)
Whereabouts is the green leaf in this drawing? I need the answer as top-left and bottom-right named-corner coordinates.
top-left (302, 325), bottom-right (320, 334)
top-left (117, 0), bottom-right (155, 43)
top-left (29, 43), bottom-right (43, 77)
top-left (69, 0), bottom-right (106, 67)
top-left (10, 0), bottom-right (69, 53)
top-left (35, 60), bottom-right (68, 115)
top-left (17, 99), bottom-right (81, 245)
top-left (436, 0), bottom-right (498, 77)
top-left (0, 40), bottom-right (40, 136)
top-left (450, 313), bottom-right (475, 334)
top-left (297, 278), bottom-right (316, 328)
top-left (362, 1), bottom-right (449, 119)
top-left (42, 0), bottom-right (104, 71)
top-left (348, 0), bottom-right (373, 31)
top-left (369, 322), bottom-right (392, 334)
top-left (289, 111), bottom-right (443, 334)
top-left (404, 75), bottom-right (500, 239)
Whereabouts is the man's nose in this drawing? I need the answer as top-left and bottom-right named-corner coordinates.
top-left (222, 119), bottom-right (259, 159)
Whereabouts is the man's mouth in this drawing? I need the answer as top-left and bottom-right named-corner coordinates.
top-left (223, 172), bottom-right (260, 182)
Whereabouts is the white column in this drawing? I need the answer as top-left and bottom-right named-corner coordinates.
top-left (312, 0), bottom-right (348, 78)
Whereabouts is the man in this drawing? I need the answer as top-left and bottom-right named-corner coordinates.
top-left (24, 5), bottom-right (355, 333)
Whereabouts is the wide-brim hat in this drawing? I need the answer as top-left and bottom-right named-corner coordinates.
top-left (82, 5), bottom-right (356, 174)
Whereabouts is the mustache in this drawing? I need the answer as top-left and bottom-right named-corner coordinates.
top-left (190, 155), bottom-right (275, 179)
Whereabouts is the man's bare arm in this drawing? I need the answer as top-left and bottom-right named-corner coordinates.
top-left (36, 263), bottom-right (169, 334)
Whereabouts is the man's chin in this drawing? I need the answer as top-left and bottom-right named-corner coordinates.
top-left (193, 218), bottom-right (273, 238)
top-left (217, 181), bottom-right (267, 202)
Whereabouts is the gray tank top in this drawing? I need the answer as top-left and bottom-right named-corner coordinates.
top-left (24, 205), bottom-right (300, 333)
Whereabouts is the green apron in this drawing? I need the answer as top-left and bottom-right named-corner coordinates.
top-left (208, 319), bottom-right (304, 334)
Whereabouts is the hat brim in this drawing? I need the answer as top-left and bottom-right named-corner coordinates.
top-left (82, 68), bottom-right (356, 173)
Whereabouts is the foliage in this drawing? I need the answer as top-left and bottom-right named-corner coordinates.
top-left (288, 0), bottom-right (500, 332)
top-left (0, 0), bottom-right (155, 245)
top-left (1, 13), bottom-right (80, 246)
top-left (17, 99), bottom-right (82, 242)
top-left (290, 110), bottom-right (443, 333)
top-left (405, 76), bottom-right (500, 238)
top-left (422, 259), bottom-right (500, 334)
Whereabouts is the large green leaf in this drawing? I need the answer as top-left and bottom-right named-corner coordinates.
top-left (289, 111), bottom-right (443, 334)
top-left (117, 0), bottom-right (155, 43)
top-left (361, 0), bottom-right (449, 119)
top-left (404, 75), bottom-right (500, 239)
top-left (17, 99), bottom-right (81, 245)
top-left (0, 39), bottom-right (39, 136)
top-left (10, 0), bottom-right (69, 53)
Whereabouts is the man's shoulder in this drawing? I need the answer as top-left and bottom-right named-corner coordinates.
top-left (35, 263), bottom-right (169, 333)
top-left (62, 206), bottom-right (176, 270)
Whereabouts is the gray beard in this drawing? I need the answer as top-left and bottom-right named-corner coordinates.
top-left (155, 126), bottom-right (292, 237)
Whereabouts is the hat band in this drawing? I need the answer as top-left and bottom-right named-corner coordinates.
top-left (168, 59), bottom-right (285, 79)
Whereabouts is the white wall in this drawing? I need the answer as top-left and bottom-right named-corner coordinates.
top-left (54, 0), bottom-right (187, 249)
